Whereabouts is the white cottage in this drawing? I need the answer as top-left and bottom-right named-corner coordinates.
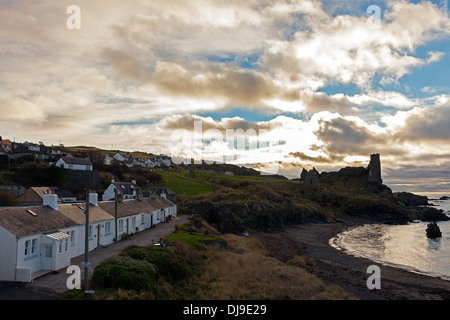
top-left (98, 195), bottom-right (177, 240)
top-left (102, 180), bottom-right (140, 201)
top-left (0, 193), bottom-right (177, 282)
top-left (0, 194), bottom-right (77, 282)
top-left (55, 156), bottom-right (93, 171)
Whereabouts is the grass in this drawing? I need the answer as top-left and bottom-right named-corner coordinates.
top-left (156, 170), bottom-right (216, 197)
top-left (72, 221), bottom-right (356, 300)
top-left (163, 222), bottom-right (223, 249)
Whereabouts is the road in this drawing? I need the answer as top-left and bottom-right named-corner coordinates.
top-left (0, 214), bottom-right (189, 300)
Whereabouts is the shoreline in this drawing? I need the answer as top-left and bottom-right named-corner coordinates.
top-left (259, 216), bottom-right (450, 300)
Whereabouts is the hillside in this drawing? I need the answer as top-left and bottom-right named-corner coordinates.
top-left (181, 173), bottom-right (449, 234)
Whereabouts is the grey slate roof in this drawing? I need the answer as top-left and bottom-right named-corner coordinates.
top-left (113, 182), bottom-right (140, 195)
top-left (0, 205), bottom-right (77, 237)
top-left (60, 157), bottom-right (93, 166)
top-left (98, 197), bottom-right (175, 218)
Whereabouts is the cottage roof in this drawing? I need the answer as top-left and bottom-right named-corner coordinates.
top-left (55, 189), bottom-right (76, 199)
top-left (28, 187), bottom-right (62, 201)
top-left (98, 197), bottom-right (175, 218)
top-left (112, 182), bottom-right (140, 195)
top-left (58, 203), bottom-right (113, 225)
top-left (145, 187), bottom-right (176, 195)
top-left (0, 205), bottom-right (76, 237)
top-left (60, 156), bottom-right (93, 166)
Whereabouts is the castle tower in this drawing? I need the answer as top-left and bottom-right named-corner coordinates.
top-left (367, 154), bottom-right (382, 184)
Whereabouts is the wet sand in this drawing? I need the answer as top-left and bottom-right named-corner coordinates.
top-left (259, 217), bottom-right (450, 300)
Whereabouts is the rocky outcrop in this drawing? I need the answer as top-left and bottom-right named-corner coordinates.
top-left (426, 222), bottom-right (442, 239)
top-left (188, 201), bottom-right (328, 235)
top-left (394, 192), bottom-right (429, 206)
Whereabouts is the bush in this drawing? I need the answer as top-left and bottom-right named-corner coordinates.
top-left (121, 246), bottom-right (192, 283)
top-left (92, 256), bottom-right (157, 291)
top-left (0, 191), bottom-right (19, 206)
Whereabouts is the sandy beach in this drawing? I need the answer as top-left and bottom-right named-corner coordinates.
top-left (259, 217), bottom-right (450, 300)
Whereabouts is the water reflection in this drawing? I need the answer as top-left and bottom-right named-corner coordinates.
top-left (331, 220), bottom-right (450, 280)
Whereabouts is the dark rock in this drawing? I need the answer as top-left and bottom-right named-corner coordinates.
top-left (439, 196), bottom-right (449, 200)
top-left (394, 192), bottom-right (429, 206)
top-left (426, 222), bottom-right (442, 239)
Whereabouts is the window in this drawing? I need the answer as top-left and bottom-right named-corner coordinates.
top-left (59, 240), bottom-right (62, 254)
top-left (24, 240), bottom-right (30, 256)
top-left (118, 220), bottom-right (124, 232)
top-left (131, 216), bottom-right (136, 227)
top-left (105, 222), bottom-right (111, 234)
top-left (69, 230), bottom-right (75, 245)
top-left (65, 238), bottom-right (68, 252)
top-left (25, 238), bottom-right (37, 257)
top-left (141, 213), bottom-right (145, 225)
top-left (89, 226), bottom-right (93, 239)
top-left (31, 239), bottom-right (37, 254)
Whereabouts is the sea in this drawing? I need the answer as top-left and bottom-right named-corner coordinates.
top-left (329, 192), bottom-right (450, 281)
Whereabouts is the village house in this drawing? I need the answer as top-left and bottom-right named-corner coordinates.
top-left (102, 179), bottom-right (140, 201)
top-left (55, 156), bottom-right (93, 171)
top-left (98, 195), bottom-right (176, 240)
top-left (18, 187), bottom-right (62, 205)
top-left (0, 192), bottom-right (177, 282)
top-left (113, 152), bottom-right (130, 163)
top-left (0, 137), bottom-right (13, 154)
top-left (144, 187), bottom-right (177, 204)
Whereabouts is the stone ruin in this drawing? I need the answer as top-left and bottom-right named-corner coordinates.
top-left (300, 154), bottom-right (383, 185)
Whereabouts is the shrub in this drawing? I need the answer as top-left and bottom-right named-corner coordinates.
top-left (0, 191), bottom-right (19, 207)
top-left (121, 246), bottom-right (192, 283)
top-left (92, 256), bottom-right (157, 291)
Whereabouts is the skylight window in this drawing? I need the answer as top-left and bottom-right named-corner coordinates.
top-left (27, 210), bottom-right (37, 217)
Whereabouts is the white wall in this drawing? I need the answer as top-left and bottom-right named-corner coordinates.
top-left (0, 226), bottom-right (17, 281)
top-left (102, 184), bottom-right (116, 201)
top-left (55, 158), bottom-right (92, 171)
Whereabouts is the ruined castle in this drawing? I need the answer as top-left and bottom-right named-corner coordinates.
top-left (300, 154), bottom-right (383, 185)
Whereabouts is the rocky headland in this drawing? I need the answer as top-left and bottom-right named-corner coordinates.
top-left (182, 169), bottom-right (448, 235)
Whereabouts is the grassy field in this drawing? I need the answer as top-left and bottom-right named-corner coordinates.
top-left (154, 169), bottom-right (282, 199)
top-left (156, 170), bottom-right (216, 197)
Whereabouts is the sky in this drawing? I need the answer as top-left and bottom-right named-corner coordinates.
top-left (1, 0), bottom-right (449, 193)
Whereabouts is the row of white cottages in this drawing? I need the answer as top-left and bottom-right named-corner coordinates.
top-left (0, 193), bottom-right (176, 283)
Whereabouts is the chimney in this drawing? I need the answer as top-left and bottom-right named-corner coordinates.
top-left (89, 193), bottom-right (98, 206)
top-left (43, 194), bottom-right (58, 210)
top-left (160, 192), bottom-right (167, 199)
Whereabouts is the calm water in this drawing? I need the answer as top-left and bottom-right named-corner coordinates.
top-left (330, 194), bottom-right (450, 280)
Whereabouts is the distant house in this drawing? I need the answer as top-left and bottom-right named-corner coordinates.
top-left (103, 155), bottom-right (113, 166)
top-left (102, 180), bottom-right (140, 201)
top-left (54, 189), bottom-right (77, 202)
top-left (145, 155), bottom-right (171, 168)
top-left (113, 152), bottom-right (129, 162)
top-left (55, 156), bottom-right (93, 171)
top-left (19, 187), bottom-right (62, 205)
top-left (0, 137), bottom-right (13, 154)
top-left (144, 187), bottom-right (177, 204)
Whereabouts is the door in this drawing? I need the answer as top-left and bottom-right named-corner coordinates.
top-left (150, 214), bottom-right (153, 228)
top-left (97, 225), bottom-right (101, 246)
top-left (43, 245), bottom-right (53, 270)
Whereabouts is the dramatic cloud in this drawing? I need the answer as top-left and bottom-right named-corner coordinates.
top-left (1, 0), bottom-right (450, 192)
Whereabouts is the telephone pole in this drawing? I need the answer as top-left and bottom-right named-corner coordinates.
top-left (84, 188), bottom-right (90, 295)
